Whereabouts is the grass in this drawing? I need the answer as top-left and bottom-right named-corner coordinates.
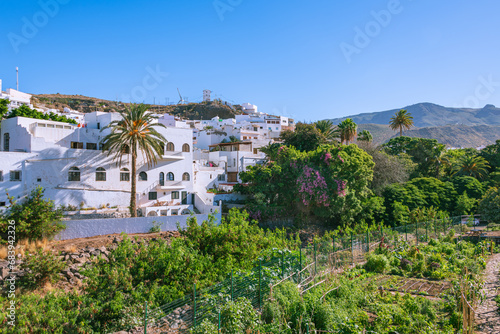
top-left (0, 238), bottom-right (50, 259)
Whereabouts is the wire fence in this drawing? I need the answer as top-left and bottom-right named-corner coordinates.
top-left (135, 216), bottom-right (469, 333)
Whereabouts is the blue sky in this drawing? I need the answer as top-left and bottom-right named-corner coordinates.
top-left (1, 0), bottom-right (499, 122)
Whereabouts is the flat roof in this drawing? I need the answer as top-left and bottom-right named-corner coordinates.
top-left (209, 141), bottom-right (253, 147)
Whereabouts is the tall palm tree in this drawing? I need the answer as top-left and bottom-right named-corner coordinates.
top-left (101, 104), bottom-right (167, 217)
top-left (314, 120), bottom-right (340, 143)
top-left (338, 118), bottom-right (358, 145)
top-left (452, 155), bottom-right (490, 180)
top-left (389, 109), bottom-right (414, 136)
top-left (357, 129), bottom-right (373, 142)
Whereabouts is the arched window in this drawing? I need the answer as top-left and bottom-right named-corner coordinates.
top-left (159, 172), bottom-right (165, 186)
top-left (68, 167), bottom-right (80, 181)
top-left (166, 142), bottom-right (175, 151)
top-left (3, 133), bottom-right (9, 152)
top-left (182, 172), bottom-right (190, 181)
top-left (139, 171), bottom-right (148, 181)
top-left (167, 172), bottom-right (174, 181)
top-left (120, 168), bottom-right (130, 181)
top-left (96, 167), bottom-right (106, 181)
top-left (160, 142), bottom-right (165, 153)
top-left (182, 143), bottom-right (190, 152)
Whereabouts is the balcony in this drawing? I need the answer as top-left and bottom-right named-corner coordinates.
top-left (161, 151), bottom-right (185, 161)
top-left (156, 181), bottom-right (186, 191)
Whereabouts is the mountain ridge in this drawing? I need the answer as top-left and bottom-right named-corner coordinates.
top-left (329, 102), bottom-right (500, 128)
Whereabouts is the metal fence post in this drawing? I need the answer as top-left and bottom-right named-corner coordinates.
top-left (193, 283), bottom-right (197, 327)
top-left (351, 233), bottom-right (354, 265)
top-left (405, 222), bottom-right (408, 242)
top-left (426, 220), bottom-right (428, 242)
top-left (144, 302), bottom-right (148, 334)
top-left (230, 270), bottom-right (234, 301)
top-left (281, 252), bottom-right (285, 280)
top-left (258, 259), bottom-right (262, 309)
top-left (416, 221), bottom-right (419, 245)
top-left (314, 242), bottom-right (317, 275)
top-left (299, 247), bottom-right (302, 283)
top-left (366, 229), bottom-right (370, 253)
top-left (218, 310), bottom-right (221, 332)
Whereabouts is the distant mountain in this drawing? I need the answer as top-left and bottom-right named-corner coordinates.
top-left (330, 103), bottom-right (500, 128)
top-left (358, 123), bottom-right (500, 148)
top-left (330, 103), bottom-right (500, 148)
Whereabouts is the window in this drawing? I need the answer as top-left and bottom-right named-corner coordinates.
top-left (172, 191), bottom-right (180, 199)
top-left (37, 178), bottom-right (41, 182)
top-left (99, 143), bottom-right (104, 150)
top-left (182, 143), bottom-right (190, 152)
top-left (0, 171), bottom-right (3, 182)
top-left (218, 174), bottom-right (225, 181)
top-left (71, 142), bottom-right (84, 149)
top-left (97, 122), bottom-right (100, 129)
top-left (121, 145), bottom-right (130, 154)
top-left (167, 172), bottom-right (174, 181)
top-left (166, 142), bottom-right (175, 151)
top-left (10, 171), bottom-right (22, 181)
top-left (182, 172), bottom-right (190, 181)
top-left (68, 167), bottom-right (80, 181)
top-left (148, 192), bottom-right (157, 200)
top-left (86, 143), bottom-right (97, 150)
top-left (159, 172), bottom-right (165, 186)
top-left (0, 202), bottom-right (5, 207)
top-left (96, 167), bottom-right (106, 181)
top-left (120, 168), bottom-right (130, 181)
top-left (3, 133), bottom-right (9, 151)
top-left (139, 172), bottom-right (148, 181)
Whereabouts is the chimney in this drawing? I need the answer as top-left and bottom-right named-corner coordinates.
top-left (0, 79), bottom-right (2, 93)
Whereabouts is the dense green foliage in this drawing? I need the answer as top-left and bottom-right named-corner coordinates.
top-left (280, 122), bottom-right (325, 152)
top-left (479, 187), bottom-right (500, 223)
top-left (0, 187), bottom-right (64, 243)
top-left (0, 210), bottom-right (296, 333)
top-left (0, 99), bottom-right (8, 119)
top-left (6, 105), bottom-right (77, 124)
top-left (236, 144), bottom-right (374, 224)
top-left (365, 234), bottom-right (488, 280)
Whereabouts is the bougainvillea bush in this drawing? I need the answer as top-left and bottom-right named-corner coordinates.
top-left (236, 144), bottom-right (375, 225)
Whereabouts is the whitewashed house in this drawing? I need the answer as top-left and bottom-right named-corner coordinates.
top-left (0, 111), bottom-right (219, 216)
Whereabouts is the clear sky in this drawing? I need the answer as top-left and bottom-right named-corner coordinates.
top-left (1, 0), bottom-right (499, 122)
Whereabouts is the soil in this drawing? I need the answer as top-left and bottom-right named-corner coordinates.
top-left (49, 231), bottom-right (181, 252)
top-left (475, 253), bottom-right (500, 334)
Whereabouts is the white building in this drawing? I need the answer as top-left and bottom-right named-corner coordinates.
top-left (0, 79), bottom-right (33, 110)
top-left (0, 111), bottom-right (219, 217)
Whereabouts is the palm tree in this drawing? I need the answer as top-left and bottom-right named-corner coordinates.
top-left (314, 120), bottom-right (340, 143)
top-left (452, 155), bottom-right (490, 180)
top-left (101, 104), bottom-right (167, 217)
top-left (357, 129), bottom-right (373, 142)
top-left (389, 109), bottom-right (414, 136)
top-left (338, 118), bottom-right (358, 144)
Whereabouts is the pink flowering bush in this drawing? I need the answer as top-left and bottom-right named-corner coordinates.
top-left (297, 166), bottom-right (329, 207)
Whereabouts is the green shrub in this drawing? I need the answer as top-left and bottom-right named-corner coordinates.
top-left (364, 253), bottom-right (390, 273)
top-left (19, 249), bottom-right (67, 289)
top-left (0, 187), bottom-right (64, 243)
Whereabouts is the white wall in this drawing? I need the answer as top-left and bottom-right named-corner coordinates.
top-left (55, 212), bottom-right (222, 240)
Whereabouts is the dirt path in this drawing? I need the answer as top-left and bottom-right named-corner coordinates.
top-left (475, 253), bottom-right (500, 334)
